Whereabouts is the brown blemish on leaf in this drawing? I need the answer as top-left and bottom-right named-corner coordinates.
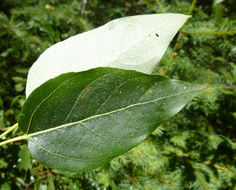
top-left (85, 88), bottom-right (91, 92)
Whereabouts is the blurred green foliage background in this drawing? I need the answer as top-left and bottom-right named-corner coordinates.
top-left (0, 0), bottom-right (235, 189)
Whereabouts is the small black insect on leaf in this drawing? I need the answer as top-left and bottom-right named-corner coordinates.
top-left (155, 33), bottom-right (159, 37)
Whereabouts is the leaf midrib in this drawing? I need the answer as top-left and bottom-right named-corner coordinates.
top-left (26, 71), bottom-right (119, 134)
top-left (26, 87), bottom-right (202, 138)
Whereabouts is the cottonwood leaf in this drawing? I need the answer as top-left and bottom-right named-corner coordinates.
top-left (19, 68), bottom-right (206, 172)
top-left (26, 13), bottom-right (190, 97)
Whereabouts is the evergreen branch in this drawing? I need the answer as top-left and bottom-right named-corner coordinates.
top-left (132, 148), bottom-right (153, 166)
top-left (6, 173), bottom-right (30, 190)
top-left (163, 0), bottom-right (197, 75)
top-left (81, 0), bottom-right (87, 15)
top-left (144, 180), bottom-right (175, 190)
top-left (124, 149), bottom-right (178, 189)
top-left (124, 172), bottom-right (137, 187)
top-left (7, 22), bottom-right (28, 49)
top-left (162, 31), bottom-right (183, 75)
top-left (204, 161), bottom-right (236, 177)
top-left (127, 149), bottom-right (178, 187)
top-left (165, 150), bottom-right (236, 177)
top-left (154, 0), bottom-right (165, 12)
top-left (194, 169), bottom-right (209, 190)
top-left (144, 182), bottom-right (173, 190)
top-left (165, 181), bottom-right (175, 190)
top-left (188, 0), bottom-right (197, 15)
top-left (143, 0), bottom-right (160, 13)
top-left (182, 30), bottom-right (236, 35)
top-left (0, 123), bottom-right (18, 139)
top-left (119, 155), bottom-right (126, 162)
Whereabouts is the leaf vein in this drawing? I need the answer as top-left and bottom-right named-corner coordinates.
top-left (26, 76), bottom-right (77, 134)
top-left (94, 79), bottom-right (130, 114)
top-left (29, 137), bottom-right (111, 162)
top-left (64, 72), bottom-right (116, 122)
top-left (27, 87), bottom-right (202, 138)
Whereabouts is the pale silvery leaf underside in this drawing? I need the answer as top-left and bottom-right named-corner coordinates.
top-left (26, 13), bottom-right (190, 97)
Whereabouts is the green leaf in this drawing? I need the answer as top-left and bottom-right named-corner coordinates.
top-left (18, 145), bottom-right (31, 171)
top-left (39, 183), bottom-right (47, 190)
top-left (19, 67), bottom-right (206, 172)
top-left (69, 182), bottom-right (80, 190)
top-left (0, 159), bottom-right (8, 169)
top-left (26, 13), bottom-right (190, 97)
top-left (47, 177), bottom-right (55, 190)
top-left (0, 183), bottom-right (11, 190)
top-left (110, 180), bottom-right (118, 190)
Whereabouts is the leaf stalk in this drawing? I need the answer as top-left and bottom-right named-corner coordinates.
top-left (0, 123), bottom-right (18, 139)
top-left (0, 134), bottom-right (28, 146)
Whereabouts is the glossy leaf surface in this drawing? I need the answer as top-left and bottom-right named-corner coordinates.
top-left (26, 13), bottom-right (190, 97)
top-left (19, 68), bottom-right (205, 172)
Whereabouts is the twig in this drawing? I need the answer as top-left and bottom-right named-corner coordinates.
top-left (143, 0), bottom-right (165, 13)
top-left (0, 134), bottom-right (28, 146)
top-left (165, 150), bottom-right (236, 177)
top-left (188, 0), bottom-right (197, 15)
top-left (81, 0), bottom-right (88, 15)
top-left (166, 182), bottom-right (175, 190)
top-left (6, 173), bottom-right (30, 190)
top-left (182, 30), bottom-right (236, 35)
top-left (132, 148), bottom-right (153, 166)
top-left (154, 0), bottom-right (165, 12)
top-left (163, 0), bottom-right (197, 75)
top-left (204, 161), bottom-right (236, 177)
top-left (0, 123), bottom-right (18, 139)
top-left (143, 0), bottom-right (159, 13)
top-left (194, 169), bottom-right (209, 190)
